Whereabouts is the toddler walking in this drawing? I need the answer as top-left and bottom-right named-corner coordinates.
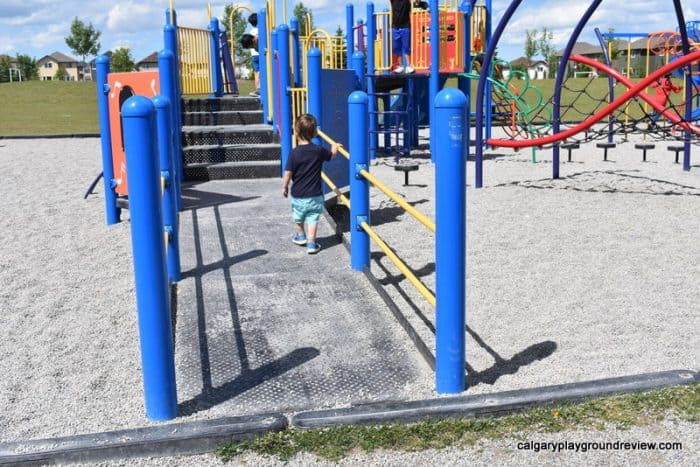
top-left (282, 114), bottom-right (341, 254)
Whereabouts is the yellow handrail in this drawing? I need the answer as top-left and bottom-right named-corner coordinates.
top-left (321, 172), bottom-right (350, 208)
top-left (316, 130), bottom-right (435, 233)
top-left (361, 222), bottom-right (436, 307)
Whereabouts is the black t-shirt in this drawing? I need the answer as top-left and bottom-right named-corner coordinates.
top-left (285, 143), bottom-right (333, 198)
top-left (391, 0), bottom-right (411, 29)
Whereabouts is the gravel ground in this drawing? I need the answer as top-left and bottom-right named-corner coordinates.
top-left (0, 135), bottom-right (697, 465)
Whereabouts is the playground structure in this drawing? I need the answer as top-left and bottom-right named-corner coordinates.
top-left (95, 0), bottom-right (699, 422)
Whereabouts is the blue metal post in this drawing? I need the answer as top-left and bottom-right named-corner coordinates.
top-left (346, 4), bottom-right (354, 68)
top-left (474, 0), bottom-right (523, 188)
top-left (458, 1), bottom-right (472, 108)
top-left (153, 95), bottom-right (181, 283)
top-left (672, 0), bottom-right (692, 171)
top-left (307, 48), bottom-right (322, 145)
top-left (594, 28), bottom-right (615, 144)
top-left (278, 25), bottom-right (293, 176)
top-left (121, 96), bottom-right (178, 421)
top-left (95, 55), bottom-right (120, 225)
top-left (551, 0), bottom-right (604, 180)
top-left (163, 22), bottom-right (184, 193)
top-left (290, 17), bottom-right (301, 86)
top-left (367, 2), bottom-right (377, 160)
top-left (429, 0), bottom-right (439, 162)
top-left (208, 17), bottom-right (224, 97)
top-left (158, 49), bottom-right (182, 214)
top-left (349, 91), bottom-right (370, 271)
top-left (271, 28), bottom-right (279, 133)
top-left (259, 9), bottom-right (269, 122)
top-left (352, 51), bottom-right (365, 91)
top-left (435, 88), bottom-right (467, 393)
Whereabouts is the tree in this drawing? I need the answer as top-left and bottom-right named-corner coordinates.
top-left (524, 29), bottom-right (537, 64)
top-left (536, 27), bottom-right (557, 78)
top-left (16, 54), bottom-right (38, 80)
top-left (293, 3), bottom-right (313, 37)
top-left (111, 48), bottom-right (135, 72)
top-left (65, 17), bottom-right (101, 78)
top-left (223, 5), bottom-right (249, 56)
top-left (0, 57), bottom-right (9, 83)
top-left (55, 68), bottom-right (67, 81)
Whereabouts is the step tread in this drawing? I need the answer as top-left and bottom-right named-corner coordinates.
top-left (182, 124), bottom-right (274, 132)
top-left (183, 143), bottom-right (280, 151)
top-left (186, 160), bottom-right (280, 168)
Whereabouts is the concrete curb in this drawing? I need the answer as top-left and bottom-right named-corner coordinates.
top-left (292, 369), bottom-right (698, 429)
top-left (0, 413), bottom-right (286, 466)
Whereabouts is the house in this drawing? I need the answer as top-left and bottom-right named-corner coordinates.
top-left (37, 52), bottom-right (89, 81)
top-left (554, 38), bottom-right (666, 77)
top-left (506, 57), bottom-right (549, 80)
top-left (136, 52), bottom-right (159, 71)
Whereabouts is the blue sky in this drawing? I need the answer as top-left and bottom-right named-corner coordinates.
top-left (0, 1), bottom-right (697, 63)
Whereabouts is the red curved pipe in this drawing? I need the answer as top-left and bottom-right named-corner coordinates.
top-left (487, 49), bottom-right (700, 148)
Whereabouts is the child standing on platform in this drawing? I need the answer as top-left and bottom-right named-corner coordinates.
top-left (390, 0), bottom-right (415, 73)
top-left (282, 114), bottom-right (341, 254)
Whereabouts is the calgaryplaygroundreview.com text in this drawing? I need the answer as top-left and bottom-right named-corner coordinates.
top-left (516, 440), bottom-right (683, 453)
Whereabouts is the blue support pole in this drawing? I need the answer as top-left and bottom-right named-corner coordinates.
top-left (551, 0), bottom-right (604, 180)
top-left (352, 51), bottom-right (365, 91)
top-left (208, 17), bottom-right (224, 97)
top-left (434, 88), bottom-right (467, 393)
top-left (367, 2), bottom-right (377, 160)
top-left (121, 96), bottom-right (178, 421)
top-left (95, 55), bottom-right (120, 225)
top-left (484, 0), bottom-right (493, 142)
top-left (158, 49), bottom-right (182, 214)
top-left (271, 28), bottom-right (279, 133)
top-left (672, 0), bottom-right (692, 171)
top-left (163, 22), bottom-right (184, 193)
top-left (429, 0), bottom-right (439, 162)
top-left (259, 9), bottom-right (269, 122)
top-left (290, 17), bottom-right (301, 87)
top-left (474, 0), bottom-right (523, 188)
top-left (458, 2), bottom-right (472, 112)
top-left (346, 4), bottom-right (354, 68)
top-left (349, 91), bottom-right (370, 271)
top-left (153, 95), bottom-right (181, 283)
top-left (307, 48), bottom-right (322, 145)
top-left (278, 25), bottom-right (293, 176)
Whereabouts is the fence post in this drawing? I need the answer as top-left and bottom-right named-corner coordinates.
top-left (307, 48), bottom-right (322, 145)
top-left (271, 28), bottom-right (279, 133)
top-left (95, 55), bottom-right (120, 225)
top-left (163, 22), bottom-right (184, 194)
top-left (278, 25), bottom-right (293, 176)
top-left (349, 91), bottom-right (370, 271)
top-left (121, 96), bottom-right (178, 421)
top-left (153, 95), bottom-right (181, 283)
top-left (351, 51), bottom-right (365, 91)
top-left (208, 17), bottom-right (224, 97)
top-left (435, 88), bottom-right (467, 394)
top-left (346, 4), bottom-right (354, 68)
top-left (289, 17), bottom-right (301, 87)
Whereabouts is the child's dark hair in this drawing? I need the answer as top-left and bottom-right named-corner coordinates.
top-left (240, 33), bottom-right (255, 49)
top-left (294, 114), bottom-right (317, 142)
top-left (248, 13), bottom-right (258, 27)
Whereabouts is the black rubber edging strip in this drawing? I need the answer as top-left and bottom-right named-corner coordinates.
top-left (0, 134), bottom-right (99, 140)
top-left (292, 369), bottom-right (698, 429)
top-left (322, 207), bottom-right (436, 370)
top-left (0, 413), bottom-right (287, 466)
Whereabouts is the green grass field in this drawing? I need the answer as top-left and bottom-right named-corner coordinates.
top-left (0, 77), bottom-right (683, 136)
top-left (0, 79), bottom-right (257, 136)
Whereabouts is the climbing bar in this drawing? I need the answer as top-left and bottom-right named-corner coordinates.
top-left (360, 221), bottom-right (436, 307)
top-left (317, 130), bottom-right (436, 233)
top-left (321, 172), bottom-right (350, 208)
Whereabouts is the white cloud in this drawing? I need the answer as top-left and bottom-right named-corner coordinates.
top-left (106, 2), bottom-right (160, 33)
